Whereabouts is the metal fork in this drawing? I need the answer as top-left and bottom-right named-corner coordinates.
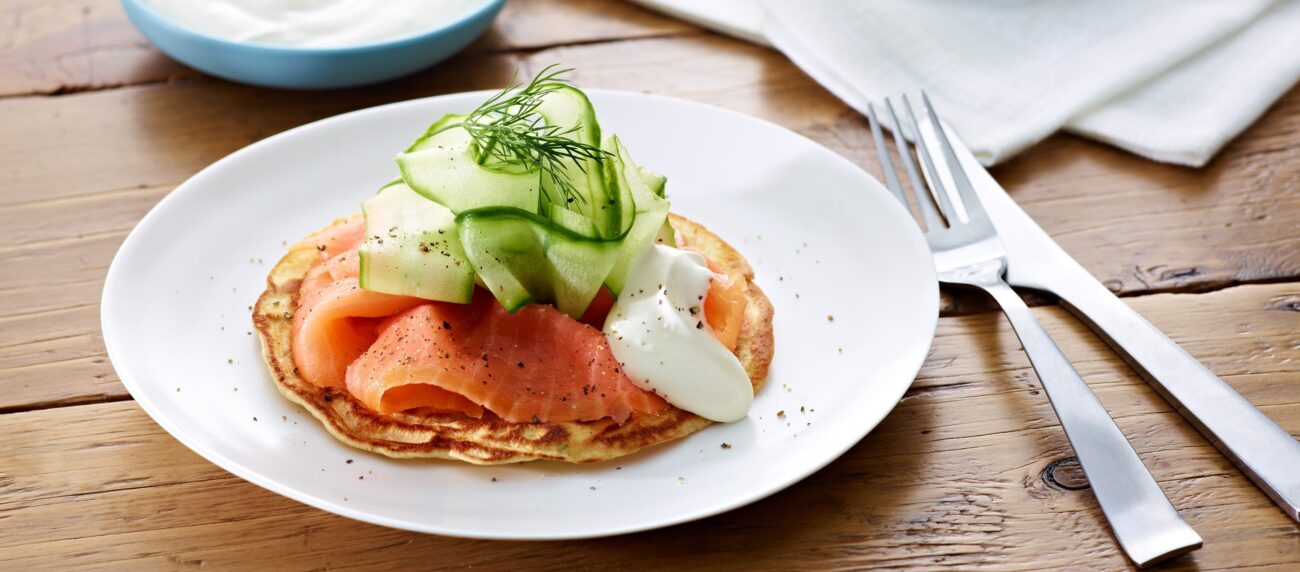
top-left (866, 94), bottom-right (1203, 567)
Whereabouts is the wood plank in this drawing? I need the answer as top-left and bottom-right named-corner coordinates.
top-left (988, 107), bottom-right (1300, 299)
top-left (0, 51), bottom-right (524, 206)
top-left (0, 0), bottom-right (193, 96)
top-left (1, 33), bottom-right (1298, 411)
top-left (0, 0), bottom-right (694, 96)
top-left (1, 282), bottom-right (1297, 570)
top-left (0, 184), bottom-right (142, 410)
top-left (472, 0), bottom-right (695, 52)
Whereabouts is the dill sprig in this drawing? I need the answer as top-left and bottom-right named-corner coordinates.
top-left (463, 65), bottom-right (610, 206)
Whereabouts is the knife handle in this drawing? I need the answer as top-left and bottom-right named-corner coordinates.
top-left (1053, 277), bottom-right (1300, 520)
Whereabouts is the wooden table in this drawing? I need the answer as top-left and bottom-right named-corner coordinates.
top-left (3, 1), bottom-right (1298, 569)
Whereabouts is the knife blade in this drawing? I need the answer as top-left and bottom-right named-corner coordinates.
top-left (918, 116), bottom-right (1300, 522)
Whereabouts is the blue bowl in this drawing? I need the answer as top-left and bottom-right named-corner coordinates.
top-left (121, 0), bottom-right (505, 89)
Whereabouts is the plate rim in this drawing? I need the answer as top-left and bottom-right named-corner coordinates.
top-left (100, 88), bottom-right (939, 540)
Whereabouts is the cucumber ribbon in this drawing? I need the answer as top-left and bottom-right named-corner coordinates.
top-left (363, 82), bottom-right (672, 318)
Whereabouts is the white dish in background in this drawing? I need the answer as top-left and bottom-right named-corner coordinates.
top-left (101, 90), bottom-right (938, 539)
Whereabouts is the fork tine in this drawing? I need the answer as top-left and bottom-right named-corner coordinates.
top-left (883, 98), bottom-right (943, 232)
top-left (900, 94), bottom-right (959, 226)
top-left (865, 103), bottom-right (909, 208)
top-left (920, 91), bottom-right (986, 224)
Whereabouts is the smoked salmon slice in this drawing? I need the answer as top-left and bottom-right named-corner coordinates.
top-left (346, 294), bottom-right (669, 424)
top-left (675, 234), bottom-right (750, 351)
top-left (291, 216), bottom-right (424, 389)
top-left (703, 271), bottom-right (747, 352)
top-left (291, 263), bottom-right (425, 389)
top-left (367, 378), bottom-right (485, 417)
top-left (324, 248), bottom-right (360, 281)
top-left (300, 215), bottom-right (365, 261)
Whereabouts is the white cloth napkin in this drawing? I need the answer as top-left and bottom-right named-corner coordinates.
top-left (631, 0), bottom-right (1300, 167)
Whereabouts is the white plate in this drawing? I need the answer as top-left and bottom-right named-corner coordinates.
top-left (102, 90), bottom-right (938, 539)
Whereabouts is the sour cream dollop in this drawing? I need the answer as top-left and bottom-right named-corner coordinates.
top-left (144, 0), bottom-right (489, 48)
top-left (603, 244), bottom-right (753, 423)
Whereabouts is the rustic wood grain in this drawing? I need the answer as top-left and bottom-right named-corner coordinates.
top-left (0, 0), bottom-right (694, 97)
top-left (1, 283), bottom-right (1297, 570)
top-left (2, 32), bottom-right (1298, 413)
top-left (472, 0), bottom-right (695, 53)
top-left (0, 0), bottom-right (192, 96)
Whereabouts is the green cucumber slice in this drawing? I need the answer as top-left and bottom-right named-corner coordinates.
top-left (458, 207), bottom-right (620, 317)
top-left (384, 80), bottom-right (671, 316)
top-left (535, 85), bottom-right (600, 146)
top-left (602, 135), bottom-right (671, 294)
top-left (359, 182), bottom-right (475, 303)
top-left (397, 140), bottom-right (541, 214)
top-left (405, 114), bottom-right (471, 153)
top-left (532, 85), bottom-right (622, 237)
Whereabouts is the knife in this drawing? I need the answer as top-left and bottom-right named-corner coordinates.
top-left (917, 117), bottom-right (1300, 521)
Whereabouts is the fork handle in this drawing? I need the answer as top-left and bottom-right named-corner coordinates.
top-left (978, 278), bottom-right (1202, 567)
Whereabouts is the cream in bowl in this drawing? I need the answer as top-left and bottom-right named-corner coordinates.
top-left (122, 0), bottom-right (505, 89)
top-left (144, 0), bottom-right (492, 48)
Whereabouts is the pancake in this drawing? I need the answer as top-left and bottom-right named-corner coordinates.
top-left (253, 214), bottom-right (774, 464)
